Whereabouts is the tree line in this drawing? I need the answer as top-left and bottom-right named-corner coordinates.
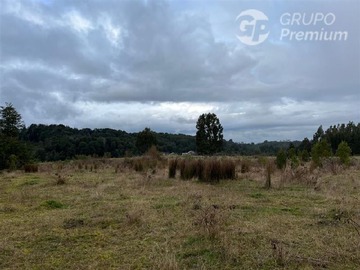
top-left (0, 103), bottom-right (359, 170)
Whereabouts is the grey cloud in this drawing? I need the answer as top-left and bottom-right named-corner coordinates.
top-left (0, 0), bottom-right (359, 142)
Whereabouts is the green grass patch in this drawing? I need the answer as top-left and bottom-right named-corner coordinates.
top-left (41, 200), bottom-right (66, 209)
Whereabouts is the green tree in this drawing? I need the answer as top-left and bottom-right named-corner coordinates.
top-left (0, 103), bottom-right (24, 137)
top-left (336, 141), bottom-right (351, 165)
top-left (136, 127), bottom-right (157, 154)
top-left (0, 103), bottom-right (30, 170)
top-left (299, 149), bottom-right (310, 162)
top-left (312, 125), bottom-right (324, 144)
top-left (196, 113), bottom-right (223, 155)
top-left (311, 139), bottom-right (331, 167)
top-left (298, 137), bottom-right (312, 153)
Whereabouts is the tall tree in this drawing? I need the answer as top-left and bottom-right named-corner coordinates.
top-left (136, 127), bottom-right (157, 154)
top-left (0, 103), bottom-right (29, 170)
top-left (0, 103), bottom-right (24, 137)
top-left (312, 125), bottom-right (324, 144)
top-left (196, 113), bottom-right (223, 155)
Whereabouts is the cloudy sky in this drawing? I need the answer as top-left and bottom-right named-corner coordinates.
top-left (0, 0), bottom-right (359, 142)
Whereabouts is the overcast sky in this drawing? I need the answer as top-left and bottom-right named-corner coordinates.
top-left (0, 0), bottom-right (359, 142)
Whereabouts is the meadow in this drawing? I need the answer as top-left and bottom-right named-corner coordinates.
top-left (0, 156), bottom-right (359, 269)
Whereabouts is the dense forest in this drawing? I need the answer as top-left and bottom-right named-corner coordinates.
top-left (18, 121), bottom-right (359, 162)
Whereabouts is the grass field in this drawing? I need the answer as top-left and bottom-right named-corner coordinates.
top-left (0, 157), bottom-right (359, 269)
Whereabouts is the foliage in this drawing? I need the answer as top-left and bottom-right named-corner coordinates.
top-left (311, 140), bottom-right (332, 167)
top-left (1, 103), bottom-right (359, 165)
top-left (336, 141), bottom-right (351, 165)
top-left (136, 127), bottom-right (157, 154)
top-left (298, 137), bottom-right (312, 153)
top-left (287, 143), bottom-right (299, 168)
top-left (323, 122), bottom-right (360, 155)
top-left (299, 150), bottom-right (310, 162)
top-left (0, 103), bottom-right (24, 137)
top-left (196, 113), bottom-right (223, 155)
top-left (0, 103), bottom-right (31, 170)
top-left (313, 125), bottom-right (324, 144)
top-left (276, 149), bottom-right (287, 170)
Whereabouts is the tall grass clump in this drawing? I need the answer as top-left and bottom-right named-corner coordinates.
top-left (24, 163), bottom-right (39, 173)
top-left (168, 159), bottom-right (177, 178)
top-left (220, 159), bottom-right (236, 179)
top-left (179, 159), bottom-right (198, 180)
top-left (171, 158), bottom-right (235, 183)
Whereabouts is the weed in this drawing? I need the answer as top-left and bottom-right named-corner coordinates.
top-left (271, 239), bottom-right (286, 267)
top-left (56, 175), bottom-right (66, 185)
top-left (63, 218), bottom-right (85, 229)
top-left (42, 200), bottom-right (65, 209)
top-left (264, 159), bottom-right (275, 189)
top-left (125, 210), bottom-right (143, 226)
top-left (193, 205), bottom-right (223, 239)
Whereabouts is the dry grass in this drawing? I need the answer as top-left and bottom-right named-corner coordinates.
top-left (0, 156), bottom-right (359, 269)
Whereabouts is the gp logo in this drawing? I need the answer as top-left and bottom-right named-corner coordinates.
top-left (236, 9), bottom-right (270, 45)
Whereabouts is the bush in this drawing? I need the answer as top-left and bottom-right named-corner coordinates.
top-left (299, 150), bottom-right (310, 162)
top-left (24, 163), bottom-right (39, 173)
top-left (311, 140), bottom-right (332, 167)
top-left (7, 154), bottom-right (17, 171)
top-left (336, 141), bottom-right (351, 165)
top-left (276, 149), bottom-right (287, 170)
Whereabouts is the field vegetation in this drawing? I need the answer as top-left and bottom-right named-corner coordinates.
top-left (0, 155), bottom-right (359, 269)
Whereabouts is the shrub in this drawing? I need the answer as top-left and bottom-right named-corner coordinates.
top-left (7, 154), bottom-right (17, 171)
top-left (276, 149), bottom-right (287, 170)
top-left (336, 141), bottom-right (351, 165)
top-left (299, 150), bottom-right (310, 162)
top-left (24, 163), bottom-right (39, 173)
top-left (311, 140), bottom-right (332, 167)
